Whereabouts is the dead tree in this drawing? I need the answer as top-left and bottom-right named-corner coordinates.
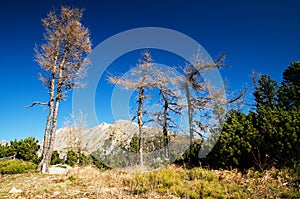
top-left (27, 6), bottom-right (91, 173)
top-left (181, 53), bottom-right (227, 148)
top-left (181, 52), bottom-right (245, 151)
top-left (109, 51), bottom-right (155, 167)
top-left (152, 69), bottom-right (182, 159)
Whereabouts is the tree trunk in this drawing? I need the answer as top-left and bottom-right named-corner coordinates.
top-left (44, 98), bottom-right (61, 171)
top-left (44, 51), bottom-right (66, 171)
top-left (137, 87), bottom-right (144, 167)
top-left (38, 73), bottom-right (57, 173)
top-left (38, 73), bottom-right (55, 172)
top-left (39, 47), bottom-right (66, 173)
top-left (162, 94), bottom-right (169, 159)
top-left (38, 37), bottom-right (60, 173)
top-left (38, 101), bottom-right (54, 173)
top-left (184, 83), bottom-right (194, 148)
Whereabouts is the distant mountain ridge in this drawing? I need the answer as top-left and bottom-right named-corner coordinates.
top-left (38, 121), bottom-right (111, 156)
top-left (39, 120), bottom-right (164, 155)
top-left (38, 120), bottom-right (190, 162)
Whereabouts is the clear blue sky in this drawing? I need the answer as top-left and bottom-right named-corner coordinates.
top-left (0, 0), bottom-right (299, 141)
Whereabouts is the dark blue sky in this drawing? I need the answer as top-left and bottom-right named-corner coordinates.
top-left (1, 0), bottom-right (299, 141)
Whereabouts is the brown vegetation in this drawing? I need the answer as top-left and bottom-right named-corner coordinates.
top-left (0, 165), bottom-right (298, 198)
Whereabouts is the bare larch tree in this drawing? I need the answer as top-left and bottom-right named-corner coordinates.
top-left (181, 52), bottom-right (245, 152)
top-left (181, 53), bottom-right (227, 148)
top-left (27, 6), bottom-right (91, 173)
top-left (109, 51), bottom-right (155, 167)
top-left (152, 68), bottom-right (182, 159)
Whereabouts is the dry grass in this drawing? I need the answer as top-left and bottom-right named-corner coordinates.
top-left (0, 165), bottom-right (299, 198)
top-left (0, 166), bottom-right (173, 199)
top-left (1, 166), bottom-right (115, 198)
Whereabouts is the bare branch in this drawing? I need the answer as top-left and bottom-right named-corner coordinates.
top-left (25, 101), bottom-right (50, 108)
top-left (226, 88), bottom-right (247, 104)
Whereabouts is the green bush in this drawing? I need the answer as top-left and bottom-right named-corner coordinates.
top-left (78, 152), bottom-right (92, 166)
top-left (50, 150), bottom-right (65, 165)
top-left (64, 150), bottom-right (94, 167)
top-left (0, 160), bottom-right (37, 174)
top-left (10, 137), bottom-right (40, 163)
top-left (66, 150), bottom-right (78, 166)
top-left (0, 143), bottom-right (10, 158)
top-left (0, 137), bottom-right (40, 164)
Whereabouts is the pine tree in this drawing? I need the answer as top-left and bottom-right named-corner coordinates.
top-left (278, 62), bottom-right (300, 110)
top-left (204, 110), bottom-right (258, 170)
top-left (253, 74), bottom-right (278, 110)
top-left (253, 66), bottom-right (300, 168)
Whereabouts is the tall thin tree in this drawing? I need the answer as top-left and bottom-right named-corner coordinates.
top-left (153, 69), bottom-right (182, 159)
top-left (182, 53), bottom-right (227, 147)
top-left (27, 6), bottom-right (91, 173)
top-left (109, 51), bottom-right (155, 167)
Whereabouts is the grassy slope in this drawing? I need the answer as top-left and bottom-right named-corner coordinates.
top-left (0, 165), bottom-right (299, 199)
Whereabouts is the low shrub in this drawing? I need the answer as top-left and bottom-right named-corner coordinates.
top-left (66, 150), bottom-right (77, 166)
top-left (50, 150), bottom-right (65, 165)
top-left (0, 159), bottom-right (37, 174)
top-left (78, 152), bottom-right (92, 166)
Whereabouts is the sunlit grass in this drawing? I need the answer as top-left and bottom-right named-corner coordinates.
top-left (0, 164), bottom-right (298, 198)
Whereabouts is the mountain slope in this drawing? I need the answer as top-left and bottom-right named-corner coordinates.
top-left (39, 120), bottom-right (190, 168)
